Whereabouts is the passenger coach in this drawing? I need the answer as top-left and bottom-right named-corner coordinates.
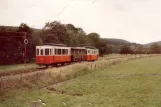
top-left (85, 46), bottom-right (99, 61)
top-left (36, 43), bottom-right (71, 67)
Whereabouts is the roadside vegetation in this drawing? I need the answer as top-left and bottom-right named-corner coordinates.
top-left (1, 55), bottom-right (161, 107)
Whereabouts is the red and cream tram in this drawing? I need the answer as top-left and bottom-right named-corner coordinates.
top-left (36, 43), bottom-right (99, 67)
top-left (86, 47), bottom-right (99, 61)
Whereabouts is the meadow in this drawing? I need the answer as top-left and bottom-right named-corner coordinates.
top-left (1, 56), bottom-right (161, 107)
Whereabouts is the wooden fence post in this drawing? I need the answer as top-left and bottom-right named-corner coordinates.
top-left (91, 64), bottom-right (92, 70)
top-left (20, 74), bottom-right (22, 88)
top-left (0, 78), bottom-right (2, 91)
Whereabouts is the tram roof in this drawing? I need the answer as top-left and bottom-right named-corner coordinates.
top-left (43, 43), bottom-right (67, 47)
top-left (85, 46), bottom-right (97, 49)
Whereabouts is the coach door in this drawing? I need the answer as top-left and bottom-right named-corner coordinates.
top-left (44, 47), bottom-right (52, 64)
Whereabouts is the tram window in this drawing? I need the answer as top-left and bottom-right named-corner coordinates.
top-left (65, 49), bottom-right (68, 55)
top-left (65, 49), bottom-right (67, 54)
top-left (88, 50), bottom-right (90, 54)
top-left (45, 49), bottom-right (49, 55)
top-left (40, 49), bottom-right (43, 55)
top-left (36, 49), bottom-right (39, 55)
top-left (58, 49), bottom-right (61, 55)
top-left (62, 49), bottom-right (65, 55)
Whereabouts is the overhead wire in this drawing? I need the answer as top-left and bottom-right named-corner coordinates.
top-left (92, 0), bottom-right (97, 4)
top-left (56, 0), bottom-right (97, 17)
top-left (56, 0), bottom-right (75, 17)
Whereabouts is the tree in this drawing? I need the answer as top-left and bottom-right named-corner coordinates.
top-left (65, 24), bottom-right (89, 46)
top-left (149, 44), bottom-right (161, 54)
top-left (120, 45), bottom-right (134, 54)
top-left (18, 23), bottom-right (32, 33)
top-left (106, 44), bottom-right (120, 54)
top-left (98, 47), bottom-right (106, 57)
top-left (87, 33), bottom-right (100, 46)
top-left (18, 23), bottom-right (35, 62)
top-left (32, 31), bottom-right (43, 46)
top-left (135, 45), bottom-right (146, 54)
top-left (96, 39), bottom-right (106, 48)
top-left (42, 21), bottom-right (69, 44)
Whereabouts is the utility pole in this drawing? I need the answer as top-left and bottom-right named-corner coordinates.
top-left (24, 32), bottom-right (28, 67)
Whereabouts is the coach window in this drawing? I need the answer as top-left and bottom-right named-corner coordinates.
top-left (40, 49), bottom-right (43, 55)
top-left (65, 49), bottom-right (68, 55)
top-left (45, 49), bottom-right (49, 55)
top-left (36, 49), bottom-right (39, 55)
top-left (67, 49), bottom-right (69, 55)
top-left (88, 50), bottom-right (90, 54)
top-left (58, 49), bottom-right (61, 55)
top-left (62, 49), bottom-right (65, 55)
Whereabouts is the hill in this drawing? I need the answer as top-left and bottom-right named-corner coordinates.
top-left (144, 41), bottom-right (161, 48)
top-left (102, 38), bottom-right (131, 45)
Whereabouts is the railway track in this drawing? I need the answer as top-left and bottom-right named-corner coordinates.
top-left (0, 54), bottom-right (150, 78)
top-left (0, 61), bottom-right (87, 78)
top-left (0, 56), bottom-right (121, 78)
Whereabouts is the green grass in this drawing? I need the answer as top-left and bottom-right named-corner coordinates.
top-left (0, 62), bottom-right (38, 72)
top-left (1, 56), bottom-right (161, 107)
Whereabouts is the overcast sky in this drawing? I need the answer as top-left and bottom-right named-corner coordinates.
top-left (0, 0), bottom-right (161, 44)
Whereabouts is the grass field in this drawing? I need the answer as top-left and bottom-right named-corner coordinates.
top-left (1, 56), bottom-right (161, 107)
top-left (0, 62), bottom-right (38, 72)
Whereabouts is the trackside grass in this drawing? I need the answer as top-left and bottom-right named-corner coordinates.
top-left (0, 62), bottom-right (38, 72)
top-left (1, 56), bottom-right (161, 107)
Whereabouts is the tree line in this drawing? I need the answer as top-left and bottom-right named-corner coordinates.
top-left (105, 43), bottom-right (161, 54)
top-left (32, 21), bottom-right (107, 56)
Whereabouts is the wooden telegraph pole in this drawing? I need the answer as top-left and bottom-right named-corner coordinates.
top-left (24, 32), bottom-right (28, 67)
